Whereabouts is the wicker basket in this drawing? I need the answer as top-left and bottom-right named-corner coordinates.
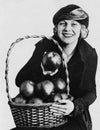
top-left (5, 35), bottom-right (68, 128)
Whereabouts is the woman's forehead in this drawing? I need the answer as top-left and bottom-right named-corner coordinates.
top-left (58, 19), bottom-right (80, 24)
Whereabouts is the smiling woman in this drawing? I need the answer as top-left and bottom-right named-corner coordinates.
top-left (12, 4), bottom-right (98, 130)
top-left (55, 20), bottom-right (81, 48)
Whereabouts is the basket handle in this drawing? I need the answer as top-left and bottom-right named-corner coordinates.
top-left (5, 35), bottom-right (45, 102)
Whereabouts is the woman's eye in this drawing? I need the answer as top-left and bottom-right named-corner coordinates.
top-left (59, 22), bottom-right (65, 26)
top-left (71, 23), bottom-right (77, 26)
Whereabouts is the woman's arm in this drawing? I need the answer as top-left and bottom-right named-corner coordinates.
top-left (50, 85), bottom-right (97, 117)
top-left (50, 49), bottom-right (98, 116)
top-left (73, 49), bottom-right (98, 116)
top-left (73, 87), bottom-right (96, 116)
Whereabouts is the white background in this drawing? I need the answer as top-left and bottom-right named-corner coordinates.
top-left (0, 0), bottom-right (100, 130)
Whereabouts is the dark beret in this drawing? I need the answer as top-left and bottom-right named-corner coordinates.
top-left (53, 4), bottom-right (89, 28)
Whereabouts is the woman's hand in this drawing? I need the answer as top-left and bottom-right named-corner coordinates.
top-left (50, 99), bottom-right (74, 116)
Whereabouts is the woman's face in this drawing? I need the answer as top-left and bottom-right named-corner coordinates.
top-left (56, 20), bottom-right (81, 45)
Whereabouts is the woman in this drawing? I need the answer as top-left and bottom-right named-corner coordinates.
top-left (15, 4), bottom-right (98, 130)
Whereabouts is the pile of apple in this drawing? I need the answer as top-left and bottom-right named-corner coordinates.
top-left (12, 78), bottom-right (70, 105)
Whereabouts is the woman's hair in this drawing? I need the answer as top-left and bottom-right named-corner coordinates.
top-left (53, 4), bottom-right (89, 39)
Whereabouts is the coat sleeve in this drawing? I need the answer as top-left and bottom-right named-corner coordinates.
top-left (73, 48), bottom-right (98, 116)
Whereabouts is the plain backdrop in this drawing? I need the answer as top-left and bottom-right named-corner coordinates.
top-left (0, 0), bottom-right (100, 130)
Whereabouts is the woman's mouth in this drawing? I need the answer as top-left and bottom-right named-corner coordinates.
top-left (62, 33), bottom-right (74, 38)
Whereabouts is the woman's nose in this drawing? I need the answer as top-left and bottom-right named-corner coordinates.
top-left (64, 24), bottom-right (71, 31)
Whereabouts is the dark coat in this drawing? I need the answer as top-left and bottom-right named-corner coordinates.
top-left (15, 36), bottom-right (98, 130)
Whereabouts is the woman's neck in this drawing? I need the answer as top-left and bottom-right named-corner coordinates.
top-left (53, 35), bottom-right (78, 60)
top-left (53, 35), bottom-right (78, 56)
top-left (63, 41), bottom-right (77, 57)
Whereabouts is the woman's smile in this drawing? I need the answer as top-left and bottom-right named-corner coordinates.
top-left (62, 32), bottom-right (74, 38)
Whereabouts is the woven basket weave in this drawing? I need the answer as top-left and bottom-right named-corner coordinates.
top-left (5, 35), bottom-right (68, 128)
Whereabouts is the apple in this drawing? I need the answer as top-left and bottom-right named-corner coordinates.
top-left (61, 93), bottom-right (69, 99)
top-left (36, 80), bottom-right (54, 101)
top-left (53, 93), bottom-right (62, 102)
top-left (60, 93), bottom-right (74, 101)
top-left (67, 94), bottom-right (74, 101)
top-left (41, 51), bottom-right (62, 75)
top-left (42, 80), bottom-right (54, 95)
top-left (20, 80), bottom-right (35, 99)
top-left (12, 94), bottom-right (26, 104)
top-left (53, 78), bottom-right (66, 93)
top-left (28, 97), bottom-right (43, 105)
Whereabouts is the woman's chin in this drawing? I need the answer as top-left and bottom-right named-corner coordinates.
top-left (62, 38), bottom-right (74, 45)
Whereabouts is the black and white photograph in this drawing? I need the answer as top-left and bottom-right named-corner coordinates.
top-left (0, 0), bottom-right (100, 130)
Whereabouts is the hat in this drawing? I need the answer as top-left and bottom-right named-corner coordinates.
top-left (53, 4), bottom-right (89, 28)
